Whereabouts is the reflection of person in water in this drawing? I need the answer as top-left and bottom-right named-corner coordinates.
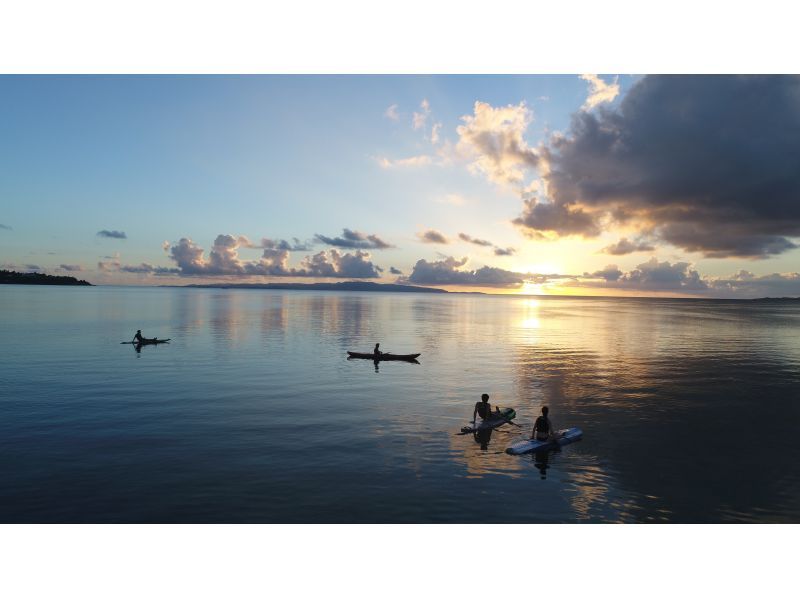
top-left (534, 451), bottom-right (550, 479)
top-left (473, 428), bottom-right (493, 450)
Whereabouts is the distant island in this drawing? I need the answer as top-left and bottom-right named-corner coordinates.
top-left (177, 281), bottom-right (478, 294)
top-left (0, 269), bottom-right (92, 286)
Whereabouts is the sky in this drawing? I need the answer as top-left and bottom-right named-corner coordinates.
top-left (1, 74), bottom-right (799, 298)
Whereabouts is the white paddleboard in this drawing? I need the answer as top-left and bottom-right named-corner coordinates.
top-left (505, 427), bottom-right (583, 455)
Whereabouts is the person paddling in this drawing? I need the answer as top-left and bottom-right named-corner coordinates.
top-left (531, 405), bottom-right (558, 442)
top-left (132, 329), bottom-right (144, 343)
top-left (373, 343), bottom-right (382, 358)
top-left (472, 393), bottom-right (500, 424)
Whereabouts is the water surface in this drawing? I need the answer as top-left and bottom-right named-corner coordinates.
top-left (1, 286), bottom-right (799, 522)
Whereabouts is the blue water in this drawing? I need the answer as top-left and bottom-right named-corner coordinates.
top-left (1, 285), bottom-right (799, 522)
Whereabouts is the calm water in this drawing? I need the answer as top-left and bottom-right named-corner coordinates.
top-left (1, 285), bottom-right (799, 523)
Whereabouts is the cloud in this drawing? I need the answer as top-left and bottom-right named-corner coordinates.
top-left (405, 256), bottom-right (526, 287)
top-left (494, 247), bottom-right (516, 256)
top-left (165, 235), bottom-right (382, 278)
top-left (97, 256), bottom-right (120, 271)
top-left (118, 263), bottom-right (180, 275)
top-left (580, 74), bottom-right (620, 109)
top-left (514, 197), bottom-right (600, 238)
top-left (389, 266), bottom-right (403, 275)
top-left (458, 233), bottom-right (493, 247)
top-left (601, 237), bottom-right (656, 255)
top-left (315, 229), bottom-right (393, 250)
top-left (456, 101), bottom-right (540, 189)
top-left (708, 270), bottom-right (800, 298)
top-left (97, 230), bottom-right (127, 239)
top-left (525, 75), bottom-right (800, 258)
top-left (24, 264), bottom-right (41, 270)
top-left (412, 99), bottom-right (430, 130)
top-left (58, 264), bottom-right (84, 272)
top-left (431, 122), bottom-right (442, 144)
top-left (384, 104), bottom-right (399, 120)
top-left (300, 249), bottom-right (382, 278)
top-left (587, 265), bottom-right (624, 282)
top-left (417, 229), bottom-right (449, 244)
top-left (238, 236), bottom-right (312, 251)
top-left (0, 223), bottom-right (12, 230)
top-left (377, 155), bottom-right (433, 168)
top-left (579, 258), bottom-right (707, 291)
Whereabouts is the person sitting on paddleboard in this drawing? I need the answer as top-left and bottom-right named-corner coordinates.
top-left (473, 393), bottom-right (500, 423)
top-left (531, 405), bottom-right (555, 441)
top-left (133, 330), bottom-right (144, 343)
top-left (373, 343), bottom-right (382, 358)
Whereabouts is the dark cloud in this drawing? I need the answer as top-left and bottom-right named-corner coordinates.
top-left (579, 258), bottom-right (707, 291)
top-left (708, 270), bottom-right (800, 298)
top-left (166, 235), bottom-right (382, 278)
top-left (458, 232), bottom-right (516, 256)
top-left (389, 266), bottom-right (403, 275)
top-left (300, 250), bottom-right (382, 278)
top-left (314, 229), bottom-right (393, 250)
top-left (587, 265), bottom-right (624, 282)
top-left (0, 224), bottom-right (12, 230)
top-left (118, 263), bottom-right (180, 275)
top-left (513, 198), bottom-right (600, 238)
top-left (601, 237), bottom-right (656, 255)
top-left (406, 256), bottom-right (525, 287)
top-left (97, 230), bottom-right (127, 239)
top-left (521, 75), bottom-right (800, 258)
top-left (458, 233), bottom-right (493, 247)
top-left (417, 229), bottom-right (449, 244)
top-left (58, 264), bottom-right (84, 272)
top-left (24, 264), bottom-right (41, 270)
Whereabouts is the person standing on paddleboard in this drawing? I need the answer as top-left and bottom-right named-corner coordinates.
top-left (532, 406), bottom-right (555, 441)
top-left (472, 393), bottom-right (500, 424)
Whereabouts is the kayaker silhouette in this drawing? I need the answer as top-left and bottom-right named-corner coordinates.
top-left (373, 343), bottom-right (382, 358)
top-left (133, 330), bottom-right (144, 343)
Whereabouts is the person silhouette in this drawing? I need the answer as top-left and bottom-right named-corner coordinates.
top-left (532, 406), bottom-right (554, 441)
top-left (472, 393), bottom-right (500, 424)
top-left (373, 343), bottom-right (382, 358)
top-left (133, 329), bottom-right (144, 343)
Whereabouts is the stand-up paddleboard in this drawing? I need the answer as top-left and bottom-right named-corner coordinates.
top-left (505, 427), bottom-right (583, 455)
top-left (460, 407), bottom-right (516, 434)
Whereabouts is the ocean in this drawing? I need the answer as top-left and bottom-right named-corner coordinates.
top-left (1, 285), bottom-right (798, 522)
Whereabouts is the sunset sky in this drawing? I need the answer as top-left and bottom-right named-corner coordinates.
top-left (2, 74), bottom-right (799, 298)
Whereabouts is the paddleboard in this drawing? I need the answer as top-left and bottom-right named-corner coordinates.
top-left (460, 407), bottom-right (516, 433)
top-left (505, 427), bottom-right (583, 455)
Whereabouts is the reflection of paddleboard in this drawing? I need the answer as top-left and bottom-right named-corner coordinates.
top-left (505, 427), bottom-right (583, 455)
top-left (460, 407), bottom-right (516, 433)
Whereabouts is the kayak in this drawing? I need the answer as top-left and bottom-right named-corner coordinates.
top-left (347, 351), bottom-right (420, 361)
top-left (137, 338), bottom-right (170, 345)
top-left (505, 427), bottom-right (583, 455)
top-left (460, 407), bottom-right (516, 433)
top-left (121, 338), bottom-right (171, 345)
